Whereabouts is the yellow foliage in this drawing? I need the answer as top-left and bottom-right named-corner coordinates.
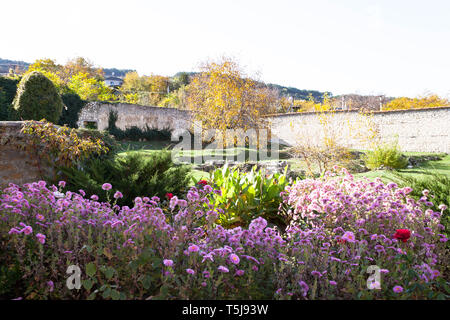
top-left (186, 57), bottom-right (277, 134)
top-left (385, 94), bottom-right (449, 111)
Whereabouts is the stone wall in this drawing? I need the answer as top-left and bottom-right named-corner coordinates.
top-left (77, 102), bottom-right (192, 132)
top-left (267, 106), bottom-right (450, 153)
top-left (0, 121), bottom-right (52, 188)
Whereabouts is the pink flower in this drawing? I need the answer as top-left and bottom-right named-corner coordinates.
top-left (58, 181), bottom-right (66, 188)
top-left (36, 233), bottom-right (46, 244)
top-left (342, 231), bottom-right (356, 243)
top-left (229, 253), bottom-right (240, 265)
top-left (21, 226), bottom-right (33, 235)
top-left (102, 183), bottom-right (112, 191)
top-left (8, 227), bottom-right (21, 235)
top-left (113, 191), bottom-right (123, 199)
top-left (36, 214), bottom-right (45, 221)
top-left (235, 269), bottom-right (245, 276)
top-left (393, 285), bottom-right (403, 293)
top-left (163, 259), bottom-right (174, 267)
top-left (218, 266), bottom-right (229, 273)
top-left (188, 244), bottom-right (199, 252)
top-left (186, 268), bottom-right (195, 275)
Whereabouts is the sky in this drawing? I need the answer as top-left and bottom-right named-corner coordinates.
top-left (1, 0), bottom-right (450, 98)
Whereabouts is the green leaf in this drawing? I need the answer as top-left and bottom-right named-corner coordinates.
top-left (86, 262), bottom-right (97, 277)
top-left (110, 289), bottom-right (120, 300)
top-left (104, 267), bottom-right (115, 280)
top-left (82, 279), bottom-right (93, 291)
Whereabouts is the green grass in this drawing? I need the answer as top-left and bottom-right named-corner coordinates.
top-left (112, 140), bottom-right (450, 183)
top-left (354, 154), bottom-right (450, 182)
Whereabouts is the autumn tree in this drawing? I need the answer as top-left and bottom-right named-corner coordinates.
top-left (63, 57), bottom-right (104, 81)
top-left (186, 58), bottom-right (277, 133)
top-left (384, 94), bottom-right (449, 111)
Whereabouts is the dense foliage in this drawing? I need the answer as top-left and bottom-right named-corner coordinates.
top-left (59, 151), bottom-right (191, 207)
top-left (0, 77), bottom-right (19, 120)
top-left (20, 120), bottom-right (109, 176)
top-left (59, 92), bottom-right (86, 128)
top-left (0, 167), bottom-right (448, 300)
top-left (12, 71), bottom-right (63, 123)
top-left (391, 172), bottom-right (450, 238)
top-left (206, 164), bottom-right (294, 229)
top-left (363, 142), bottom-right (408, 170)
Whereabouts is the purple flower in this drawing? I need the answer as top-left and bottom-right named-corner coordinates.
top-left (90, 195), bottom-right (99, 201)
top-left (329, 280), bottom-right (337, 286)
top-left (235, 269), bottom-right (245, 276)
top-left (393, 285), bottom-right (403, 293)
top-left (8, 227), bottom-right (21, 235)
top-left (188, 244), bottom-right (200, 252)
top-left (342, 231), bottom-right (356, 243)
top-left (58, 181), bottom-right (66, 188)
top-left (229, 253), bottom-right (240, 265)
top-left (21, 226), bottom-right (33, 235)
top-left (47, 281), bottom-right (54, 292)
top-left (311, 270), bottom-right (322, 277)
top-left (113, 191), bottom-right (123, 199)
top-left (218, 265), bottom-right (229, 273)
top-left (298, 281), bottom-right (309, 297)
top-left (36, 233), bottom-right (46, 244)
top-left (186, 268), bottom-right (195, 275)
top-left (102, 183), bottom-right (112, 191)
top-left (163, 259), bottom-right (174, 267)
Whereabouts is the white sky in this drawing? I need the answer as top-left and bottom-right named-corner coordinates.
top-left (1, 0), bottom-right (449, 98)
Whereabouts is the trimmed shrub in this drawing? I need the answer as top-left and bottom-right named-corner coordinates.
top-left (12, 71), bottom-right (63, 123)
top-left (0, 77), bottom-right (19, 120)
top-left (59, 92), bottom-right (86, 128)
top-left (363, 141), bottom-right (408, 170)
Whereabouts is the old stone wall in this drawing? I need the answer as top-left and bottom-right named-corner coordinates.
top-left (267, 106), bottom-right (450, 153)
top-left (77, 102), bottom-right (192, 132)
top-left (0, 121), bottom-right (52, 188)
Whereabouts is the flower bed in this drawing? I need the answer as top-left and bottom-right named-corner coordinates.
top-left (0, 168), bottom-right (448, 299)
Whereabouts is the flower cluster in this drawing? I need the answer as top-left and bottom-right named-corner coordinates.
top-left (0, 167), bottom-right (448, 300)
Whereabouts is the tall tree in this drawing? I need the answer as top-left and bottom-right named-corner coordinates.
top-left (186, 57), bottom-right (277, 132)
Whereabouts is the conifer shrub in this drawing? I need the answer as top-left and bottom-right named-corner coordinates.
top-left (13, 71), bottom-right (63, 123)
top-left (59, 151), bottom-right (191, 206)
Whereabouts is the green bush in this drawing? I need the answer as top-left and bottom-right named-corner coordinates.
top-left (12, 71), bottom-right (63, 123)
top-left (206, 164), bottom-right (297, 230)
top-left (59, 92), bottom-right (86, 128)
top-left (363, 142), bottom-right (408, 170)
top-left (0, 77), bottom-right (19, 120)
top-left (59, 151), bottom-right (191, 207)
top-left (391, 171), bottom-right (450, 238)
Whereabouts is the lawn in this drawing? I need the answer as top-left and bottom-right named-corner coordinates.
top-left (114, 140), bottom-right (450, 182)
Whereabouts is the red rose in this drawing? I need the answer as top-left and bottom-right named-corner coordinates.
top-left (393, 229), bottom-right (411, 242)
top-left (165, 193), bottom-right (173, 200)
top-left (197, 180), bottom-right (208, 186)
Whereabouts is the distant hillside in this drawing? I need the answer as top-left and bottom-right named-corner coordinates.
top-left (103, 68), bottom-right (136, 77)
top-left (266, 83), bottom-right (332, 102)
top-left (0, 58), bottom-right (29, 74)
